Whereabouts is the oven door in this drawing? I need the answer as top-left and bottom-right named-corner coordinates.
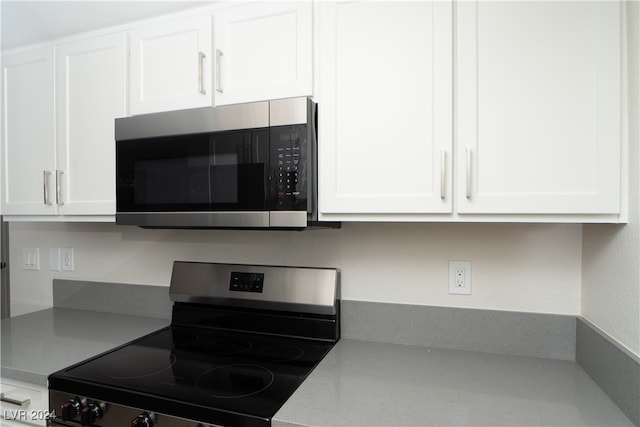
top-left (116, 129), bottom-right (271, 228)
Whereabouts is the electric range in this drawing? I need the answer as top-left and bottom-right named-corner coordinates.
top-left (47, 262), bottom-right (340, 427)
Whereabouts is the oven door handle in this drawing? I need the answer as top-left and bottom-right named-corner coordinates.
top-left (1, 393), bottom-right (31, 407)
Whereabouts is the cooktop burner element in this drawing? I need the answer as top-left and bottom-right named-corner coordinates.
top-left (100, 349), bottom-right (176, 379)
top-left (259, 345), bottom-right (305, 362)
top-left (196, 364), bottom-right (275, 398)
top-left (48, 262), bottom-right (340, 427)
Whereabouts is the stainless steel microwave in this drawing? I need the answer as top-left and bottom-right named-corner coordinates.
top-left (115, 97), bottom-right (332, 229)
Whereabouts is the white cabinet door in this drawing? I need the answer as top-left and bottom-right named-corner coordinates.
top-left (56, 33), bottom-right (127, 215)
top-left (213, 2), bottom-right (312, 105)
top-left (456, 1), bottom-right (621, 215)
top-left (318, 1), bottom-right (453, 214)
top-left (130, 13), bottom-right (212, 115)
top-left (1, 47), bottom-right (56, 215)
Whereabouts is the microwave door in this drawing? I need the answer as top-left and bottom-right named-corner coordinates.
top-left (116, 131), bottom-right (271, 228)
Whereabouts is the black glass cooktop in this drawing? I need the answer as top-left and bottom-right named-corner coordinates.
top-left (49, 326), bottom-right (333, 425)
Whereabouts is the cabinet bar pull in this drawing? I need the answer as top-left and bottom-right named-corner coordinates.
top-left (466, 146), bottom-right (472, 199)
top-left (440, 149), bottom-right (446, 199)
top-left (43, 170), bottom-right (52, 206)
top-left (56, 170), bottom-right (64, 205)
top-left (215, 49), bottom-right (224, 93)
top-left (1, 393), bottom-right (31, 407)
top-left (198, 51), bottom-right (206, 95)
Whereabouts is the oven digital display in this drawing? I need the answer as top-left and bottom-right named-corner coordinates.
top-left (229, 272), bottom-right (264, 293)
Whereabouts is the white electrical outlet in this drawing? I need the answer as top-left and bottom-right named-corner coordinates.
top-left (62, 248), bottom-right (74, 272)
top-left (449, 261), bottom-right (471, 295)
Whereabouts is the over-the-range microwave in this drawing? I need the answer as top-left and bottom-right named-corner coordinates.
top-left (115, 97), bottom-right (336, 229)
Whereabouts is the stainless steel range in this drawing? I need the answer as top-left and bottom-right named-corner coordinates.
top-left (47, 262), bottom-right (340, 427)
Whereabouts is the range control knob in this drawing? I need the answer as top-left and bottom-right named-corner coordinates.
top-left (60, 398), bottom-right (83, 421)
top-left (131, 413), bottom-right (155, 427)
top-left (80, 402), bottom-right (105, 426)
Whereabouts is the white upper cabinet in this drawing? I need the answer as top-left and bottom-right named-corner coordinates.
top-left (2, 47), bottom-right (56, 215)
top-left (56, 32), bottom-right (127, 215)
top-left (1, 1), bottom-right (625, 223)
top-left (129, 3), bottom-right (311, 112)
top-left (455, 1), bottom-right (621, 215)
top-left (1, 32), bottom-right (126, 219)
top-left (317, 1), bottom-right (453, 215)
top-left (213, 2), bottom-right (312, 105)
top-left (319, 0), bottom-right (622, 222)
top-left (129, 13), bottom-right (212, 115)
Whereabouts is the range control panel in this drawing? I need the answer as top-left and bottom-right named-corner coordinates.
top-left (229, 272), bottom-right (264, 293)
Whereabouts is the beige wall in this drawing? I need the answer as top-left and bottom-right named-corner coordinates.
top-left (582, 1), bottom-right (640, 358)
top-left (9, 222), bottom-right (582, 317)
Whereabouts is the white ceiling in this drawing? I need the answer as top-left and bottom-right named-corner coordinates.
top-left (1, 1), bottom-right (216, 51)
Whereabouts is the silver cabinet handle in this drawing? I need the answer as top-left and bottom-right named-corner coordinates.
top-left (56, 170), bottom-right (64, 205)
top-left (215, 49), bottom-right (224, 93)
top-left (1, 393), bottom-right (31, 407)
top-left (198, 51), bottom-right (206, 95)
top-left (466, 146), bottom-right (472, 199)
top-left (43, 170), bottom-right (52, 206)
top-left (440, 149), bottom-right (447, 199)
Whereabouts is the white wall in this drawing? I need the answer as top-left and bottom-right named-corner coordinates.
top-left (582, 1), bottom-right (640, 358)
top-left (9, 221), bottom-right (582, 317)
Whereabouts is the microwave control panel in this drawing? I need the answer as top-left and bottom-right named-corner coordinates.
top-left (271, 125), bottom-right (308, 211)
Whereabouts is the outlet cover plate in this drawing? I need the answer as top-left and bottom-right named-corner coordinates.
top-left (62, 248), bottom-right (74, 272)
top-left (22, 248), bottom-right (40, 270)
top-left (449, 261), bottom-right (471, 295)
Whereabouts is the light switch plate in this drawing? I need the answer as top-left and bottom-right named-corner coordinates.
top-left (22, 248), bottom-right (40, 270)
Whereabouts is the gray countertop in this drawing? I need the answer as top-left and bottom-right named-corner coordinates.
top-left (1, 308), bottom-right (169, 385)
top-left (273, 339), bottom-right (634, 427)
top-left (1, 309), bottom-right (633, 426)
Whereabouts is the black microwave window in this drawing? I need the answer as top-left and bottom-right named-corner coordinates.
top-left (210, 130), bottom-right (269, 210)
top-left (117, 129), bottom-right (271, 213)
top-left (117, 135), bottom-right (210, 212)
top-left (134, 155), bottom-right (209, 205)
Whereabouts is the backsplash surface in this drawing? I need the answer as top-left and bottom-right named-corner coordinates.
top-left (9, 222), bottom-right (581, 316)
